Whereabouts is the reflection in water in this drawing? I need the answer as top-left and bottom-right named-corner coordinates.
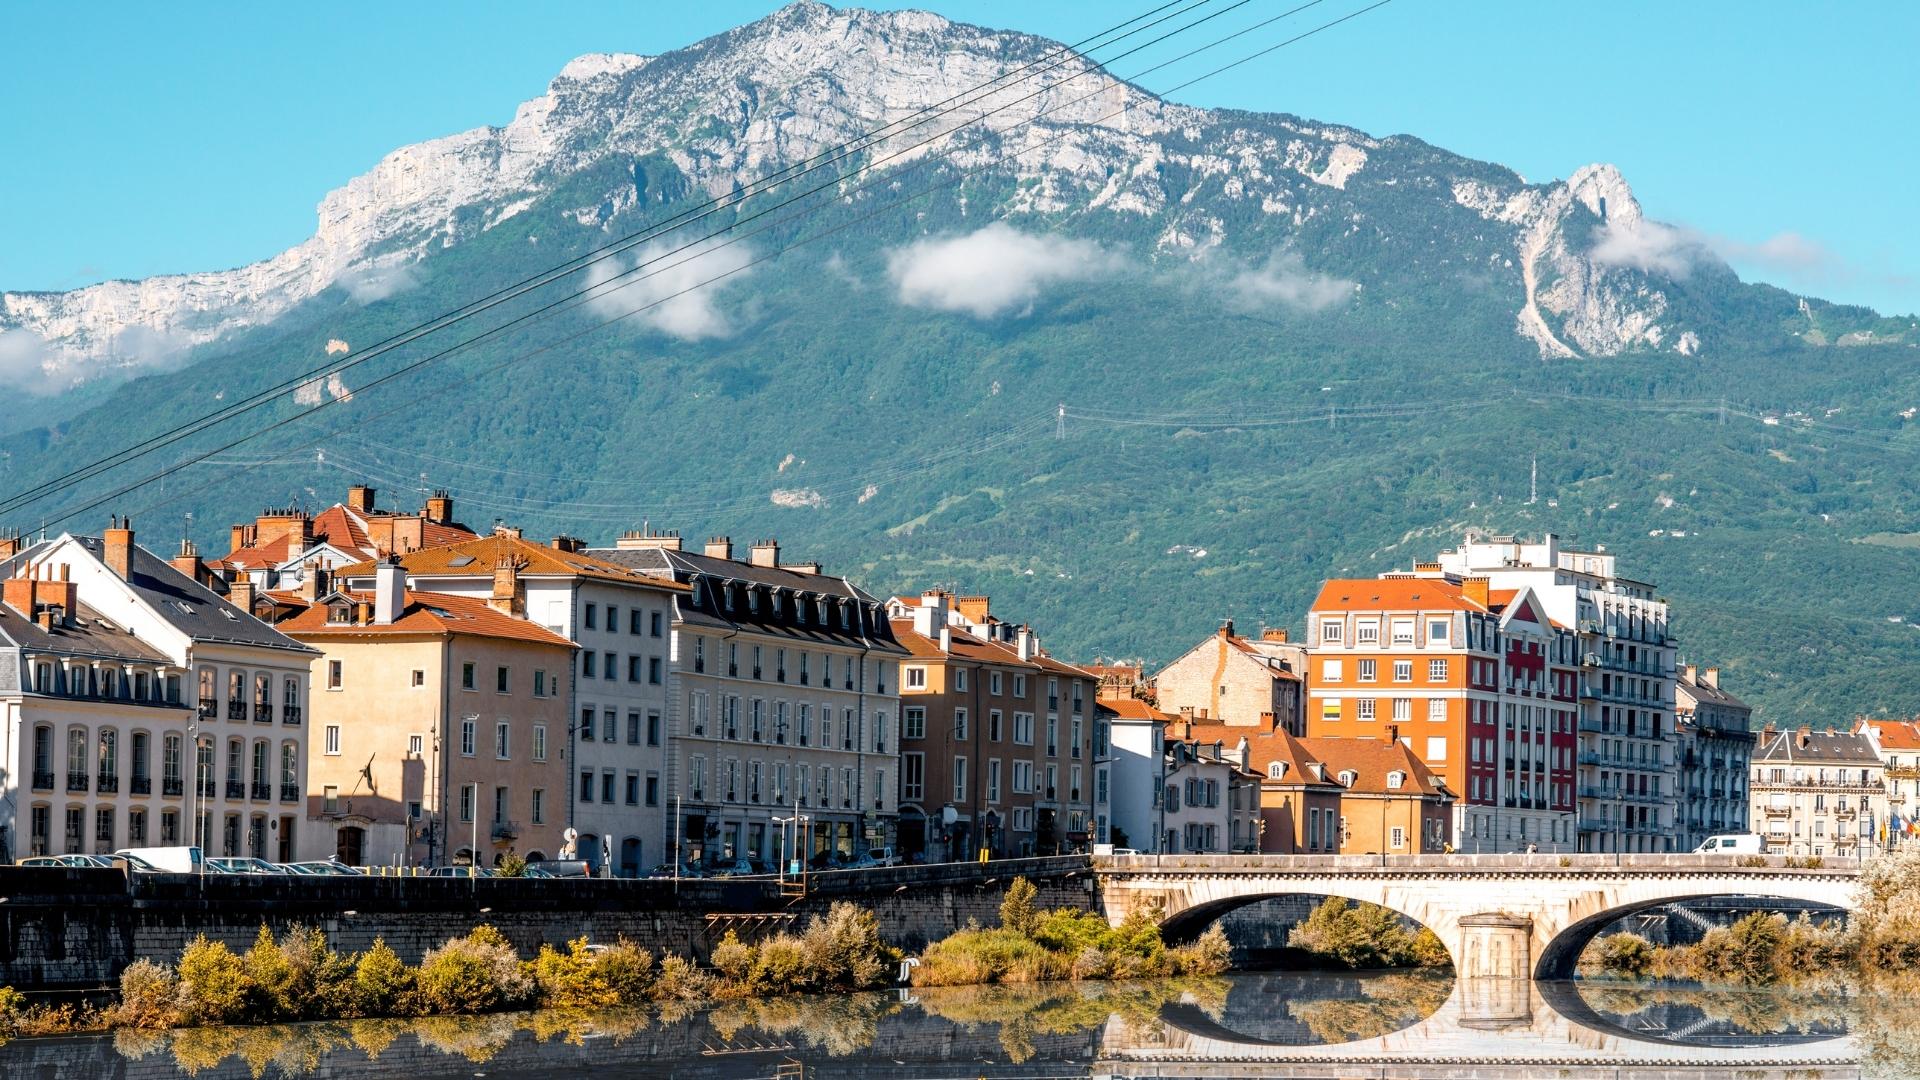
top-left (0, 973), bottom-right (1899, 1078)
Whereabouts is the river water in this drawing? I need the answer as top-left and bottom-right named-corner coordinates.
top-left (0, 971), bottom-right (1905, 1078)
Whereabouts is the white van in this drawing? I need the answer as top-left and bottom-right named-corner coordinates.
top-left (1695, 833), bottom-right (1763, 854)
top-left (113, 846), bottom-right (204, 873)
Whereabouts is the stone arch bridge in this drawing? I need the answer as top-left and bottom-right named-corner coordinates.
top-left (1094, 853), bottom-right (1859, 978)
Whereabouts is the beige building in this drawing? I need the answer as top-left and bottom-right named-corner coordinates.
top-left (1750, 726), bottom-right (1887, 859)
top-left (1153, 620), bottom-right (1304, 735)
top-left (271, 561), bottom-right (575, 866)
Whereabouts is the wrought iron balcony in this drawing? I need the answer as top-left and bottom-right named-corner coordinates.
top-left (280, 783), bottom-right (300, 803)
top-left (198, 698), bottom-right (218, 719)
top-left (163, 778), bottom-right (184, 797)
top-left (227, 700), bottom-right (246, 720)
top-left (31, 770), bottom-right (54, 791)
top-left (67, 773), bottom-right (88, 793)
top-left (254, 704), bottom-right (273, 723)
top-left (130, 776), bottom-right (151, 795)
top-left (97, 775), bottom-right (118, 794)
top-left (225, 779), bottom-right (245, 799)
top-left (282, 706), bottom-right (302, 726)
top-left (251, 782), bottom-right (271, 801)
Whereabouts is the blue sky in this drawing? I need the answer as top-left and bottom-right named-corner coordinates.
top-left (2, 1), bottom-right (1914, 313)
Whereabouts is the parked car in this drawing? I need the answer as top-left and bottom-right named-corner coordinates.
top-left (425, 865), bottom-right (499, 877)
top-left (525, 859), bottom-right (591, 878)
top-left (15, 856), bottom-right (70, 868)
top-left (114, 846), bottom-right (204, 873)
top-left (286, 861), bottom-right (363, 876)
top-left (208, 857), bottom-right (283, 875)
top-left (863, 847), bottom-right (903, 867)
top-left (1696, 833), bottom-right (1764, 854)
top-left (647, 861), bottom-right (701, 879)
top-left (1110, 848), bottom-right (1144, 857)
top-left (808, 850), bottom-right (850, 871)
top-left (707, 857), bottom-right (770, 878)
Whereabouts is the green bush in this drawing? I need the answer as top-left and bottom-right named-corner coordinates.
top-left (176, 936), bottom-right (251, 1025)
top-left (1590, 933), bottom-right (1656, 978)
top-left (1171, 924), bottom-right (1233, 976)
top-left (1287, 898), bottom-right (1448, 970)
top-left (650, 954), bottom-right (715, 1002)
top-left (413, 926), bottom-right (532, 1014)
top-left (748, 934), bottom-right (811, 994)
top-left (999, 878), bottom-right (1039, 937)
top-left (801, 902), bottom-right (890, 990)
top-left (593, 939), bottom-right (655, 1005)
top-left (710, 930), bottom-right (753, 985)
top-left (352, 939), bottom-right (414, 1017)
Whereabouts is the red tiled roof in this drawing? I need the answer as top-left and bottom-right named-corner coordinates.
top-left (1309, 578), bottom-right (1487, 614)
top-left (1181, 723), bottom-right (1342, 789)
top-left (1860, 718), bottom-right (1920, 750)
top-left (1098, 697), bottom-right (1178, 722)
top-left (277, 588), bottom-right (576, 647)
top-left (336, 533), bottom-right (687, 590)
top-left (1298, 736), bottom-right (1452, 798)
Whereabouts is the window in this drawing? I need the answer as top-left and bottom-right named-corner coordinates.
top-left (1357, 699), bottom-right (1376, 722)
top-left (1427, 618), bottom-right (1449, 645)
top-left (954, 709), bottom-right (968, 741)
top-left (533, 670), bottom-right (547, 698)
top-left (582, 652), bottom-right (597, 678)
top-left (953, 757), bottom-right (968, 802)
top-left (324, 725), bottom-right (340, 755)
top-left (1013, 674), bottom-right (1027, 698)
top-left (460, 719), bottom-right (475, 757)
top-left (603, 652), bottom-right (615, 680)
top-left (954, 668), bottom-right (967, 692)
top-left (584, 603), bottom-right (598, 630)
top-left (990, 671), bottom-right (1003, 696)
top-left (1428, 698), bottom-right (1447, 722)
top-left (1392, 698), bottom-right (1411, 722)
top-left (580, 707), bottom-right (596, 741)
top-left (495, 721), bottom-right (510, 759)
top-left (1425, 736), bottom-right (1447, 762)
top-left (646, 774), bottom-right (660, 806)
top-left (493, 786), bottom-right (509, 824)
top-left (1390, 826), bottom-right (1406, 849)
top-left (1428, 659), bottom-right (1448, 682)
top-left (906, 666), bottom-right (927, 690)
top-left (1013, 712), bottom-right (1034, 745)
top-left (604, 709), bottom-right (617, 742)
top-left (1356, 620), bottom-right (1379, 644)
top-left (1268, 761), bottom-right (1287, 779)
top-left (990, 710), bottom-right (1003, 741)
top-left (987, 759), bottom-right (1002, 802)
top-left (532, 724), bottom-right (547, 762)
top-left (408, 734), bottom-right (423, 757)
top-left (326, 660), bottom-right (343, 690)
top-left (1393, 660), bottom-right (1412, 682)
top-left (531, 789), bottom-right (546, 824)
top-left (904, 708), bottom-right (926, 739)
top-left (647, 711), bottom-right (661, 746)
top-left (580, 771), bottom-right (595, 803)
top-left (627, 709), bottom-right (642, 745)
top-left (459, 785), bottom-right (474, 823)
top-left (903, 753), bottom-right (925, 800)
top-left (1320, 659), bottom-right (1342, 682)
top-left (1387, 770), bottom-right (1405, 789)
top-left (625, 772), bottom-right (640, 806)
top-left (648, 657), bottom-right (663, 685)
top-left (1321, 620), bottom-right (1343, 644)
top-left (1358, 659), bottom-right (1376, 682)
top-left (461, 662), bottom-right (475, 690)
top-left (651, 610), bottom-right (664, 637)
top-left (1390, 619), bottom-right (1415, 645)
top-left (628, 656), bottom-right (643, 682)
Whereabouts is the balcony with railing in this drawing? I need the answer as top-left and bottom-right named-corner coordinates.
top-left (491, 820), bottom-right (519, 841)
top-left (67, 773), bottom-right (88, 793)
top-left (97, 774), bottom-right (118, 794)
top-left (226, 700), bottom-right (246, 720)
top-left (225, 779), bottom-right (245, 799)
top-left (1763, 805), bottom-right (1793, 818)
top-left (163, 777), bottom-right (184, 797)
top-left (254, 703), bottom-right (273, 723)
top-left (282, 706), bottom-right (302, 726)
top-left (251, 782), bottom-right (271, 801)
top-left (199, 778), bottom-right (218, 797)
top-left (198, 697), bottom-right (218, 719)
top-left (130, 776), bottom-right (151, 795)
top-left (32, 770), bottom-right (54, 791)
top-left (281, 783), bottom-right (301, 803)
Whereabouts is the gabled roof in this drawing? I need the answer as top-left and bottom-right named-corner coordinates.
top-left (891, 619), bottom-right (1033, 668)
top-left (340, 533), bottom-right (685, 589)
top-left (1754, 728), bottom-right (1882, 765)
top-left (1181, 722), bottom-right (1343, 791)
top-left (276, 588), bottom-right (575, 648)
top-left (1677, 668), bottom-right (1749, 710)
top-left (1310, 578), bottom-right (1488, 614)
top-left (592, 545), bottom-right (902, 654)
top-left (1298, 736), bottom-right (1453, 798)
top-left (1858, 719), bottom-right (1920, 751)
top-left (1096, 697), bottom-right (1178, 723)
top-left (0, 598), bottom-right (173, 664)
top-left (2, 537), bottom-right (314, 654)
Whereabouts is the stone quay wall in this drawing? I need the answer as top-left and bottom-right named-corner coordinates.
top-left (0, 856), bottom-right (1091, 991)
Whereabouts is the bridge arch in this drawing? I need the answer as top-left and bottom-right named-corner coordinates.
top-left (1533, 890), bottom-right (1850, 979)
top-left (1157, 887), bottom-right (1454, 964)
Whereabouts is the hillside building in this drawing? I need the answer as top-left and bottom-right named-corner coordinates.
top-left (1673, 663), bottom-right (1755, 849)
top-left (1751, 726), bottom-right (1886, 859)
top-left (0, 522), bottom-right (316, 863)
top-left (886, 591), bottom-right (1103, 861)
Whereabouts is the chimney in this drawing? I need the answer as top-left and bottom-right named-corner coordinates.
top-left (1461, 576), bottom-right (1490, 608)
top-left (704, 536), bottom-right (734, 560)
top-left (1261, 627), bottom-right (1289, 643)
top-left (550, 536), bottom-right (585, 554)
top-left (35, 605), bottom-right (56, 631)
top-left (1683, 663), bottom-right (1697, 684)
top-left (170, 539), bottom-right (207, 586)
top-left (300, 565), bottom-right (326, 602)
top-left (374, 557), bottom-right (405, 625)
top-left (938, 625), bottom-right (953, 654)
top-left (103, 517), bottom-right (135, 580)
top-left (3, 564), bottom-right (33, 616)
top-left (423, 491), bottom-right (453, 524)
top-left (1016, 625), bottom-right (1035, 662)
top-left (616, 529), bottom-right (683, 551)
top-left (1386, 723), bottom-right (1400, 745)
top-left (347, 485), bottom-right (376, 513)
top-left (955, 595), bottom-right (991, 625)
top-left (229, 523), bottom-right (250, 554)
top-left (912, 590), bottom-right (948, 640)
top-left (1797, 725), bottom-right (1812, 750)
top-left (749, 538), bottom-right (780, 568)
top-left (1218, 617), bottom-right (1235, 640)
top-left (0, 530), bottom-right (20, 561)
top-left (229, 575), bottom-right (256, 613)
top-left (1703, 667), bottom-right (1720, 689)
top-left (489, 554), bottom-right (522, 616)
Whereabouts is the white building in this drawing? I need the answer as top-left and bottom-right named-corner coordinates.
top-left (1431, 535), bottom-right (1679, 852)
top-left (592, 533), bottom-right (905, 867)
top-left (1, 522), bottom-right (317, 862)
top-left (1107, 711), bottom-right (1260, 854)
top-left (338, 529), bottom-right (682, 875)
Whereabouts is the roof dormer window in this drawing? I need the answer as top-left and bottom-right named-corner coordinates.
top-left (327, 604), bottom-right (351, 625)
top-left (1338, 769), bottom-right (1357, 787)
top-left (1387, 770), bottom-right (1406, 790)
top-left (1267, 761), bottom-right (1287, 780)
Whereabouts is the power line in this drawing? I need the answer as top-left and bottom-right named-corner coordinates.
top-left (0, 0), bottom-right (1235, 521)
top-left (67, 0), bottom-right (1394, 532)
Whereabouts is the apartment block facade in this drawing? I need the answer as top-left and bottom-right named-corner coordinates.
top-left (1673, 663), bottom-right (1755, 849)
top-left (1427, 536), bottom-right (1679, 852)
top-left (1305, 574), bottom-right (1577, 851)
top-left (1751, 726), bottom-right (1886, 859)
top-left (268, 561), bottom-right (576, 867)
top-left (0, 524), bottom-right (316, 863)
top-left (888, 591), bottom-right (1104, 860)
top-left (594, 534), bottom-right (904, 867)
top-left (1152, 621), bottom-right (1305, 735)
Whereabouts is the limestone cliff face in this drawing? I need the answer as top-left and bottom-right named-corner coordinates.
top-left (2, 1), bottom-right (1718, 387)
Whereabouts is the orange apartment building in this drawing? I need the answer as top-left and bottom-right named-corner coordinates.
top-left (1305, 574), bottom-right (1578, 852)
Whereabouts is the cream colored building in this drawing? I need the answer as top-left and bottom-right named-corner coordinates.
top-left (269, 561), bottom-right (575, 867)
top-left (1750, 726), bottom-right (1887, 860)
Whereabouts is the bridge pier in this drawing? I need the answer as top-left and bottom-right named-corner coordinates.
top-left (1458, 912), bottom-right (1532, 980)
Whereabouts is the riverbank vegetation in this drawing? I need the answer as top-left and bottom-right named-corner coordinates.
top-left (1583, 849), bottom-right (1920, 986)
top-left (911, 878), bottom-right (1231, 986)
top-left (1286, 898), bottom-right (1451, 970)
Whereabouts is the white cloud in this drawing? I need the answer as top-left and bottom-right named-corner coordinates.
top-left (1590, 219), bottom-right (1711, 277)
top-left (0, 329), bottom-right (60, 394)
top-left (885, 223), bottom-right (1117, 319)
top-left (582, 237), bottom-right (754, 341)
top-left (1225, 251), bottom-right (1357, 314)
top-left (337, 262), bottom-right (417, 304)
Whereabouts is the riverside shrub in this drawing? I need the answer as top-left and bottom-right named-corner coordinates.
top-left (414, 926), bottom-right (533, 1014)
top-left (1287, 898), bottom-right (1451, 970)
top-left (352, 939), bottom-right (413, 1017)
top-left (105, 959), bottom-right (183, 1029)
top-left (176, 937), bottom-right (251, 1025)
